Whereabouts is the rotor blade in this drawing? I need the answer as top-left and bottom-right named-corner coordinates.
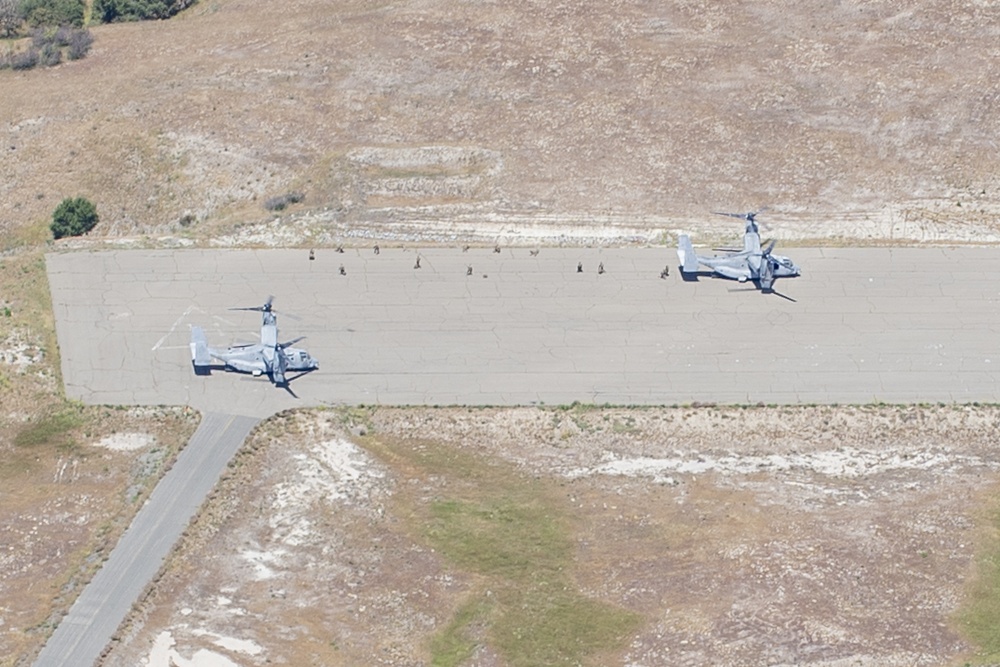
top-left (230, 296), bottom-right (274, 313)
top-left (713, 208), bottom-right (768, 224)
top-left (278, 336), bottom-right (305, 349)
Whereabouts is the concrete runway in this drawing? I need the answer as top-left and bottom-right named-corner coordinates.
top-left (47, 246), bottom-right (1000, 417)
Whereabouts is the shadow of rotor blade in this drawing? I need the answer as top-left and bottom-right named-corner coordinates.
top-left (770, 290), bottom-right (797, 303)
top-left (283, 369), bottom-right (314, 382)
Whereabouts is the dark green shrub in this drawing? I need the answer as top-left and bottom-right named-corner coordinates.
top-left (18, 0), bottom-right (85, 27)
top-left (93, 0), bottom-right (195, 22)
top-left (51, 196), bottom-right (99, 239)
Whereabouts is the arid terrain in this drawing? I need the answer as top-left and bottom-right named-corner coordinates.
top-left (4, 0), bottom-right (1000, 248)
top-left (102, 406), bottom-right (1000, 666)
top-left (4, 0), bottom-right (1000, 666)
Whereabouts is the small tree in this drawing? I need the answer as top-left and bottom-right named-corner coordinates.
top-left (51, 197), bottom-right (98, 239)
top-left (0, 0), bottom-right (20, 37)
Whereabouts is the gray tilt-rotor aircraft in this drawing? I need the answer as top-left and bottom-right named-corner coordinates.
top-left (190, 296), bottom-right (318, 390)
top-left (677, 211), bottom-right (801, 298)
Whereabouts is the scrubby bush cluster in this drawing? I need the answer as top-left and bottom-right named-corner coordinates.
top-left (1, 24), bottom-right (92, 69)
top-left (50, 197), bottom-right (99, 240)
top-left (0, 0), bottom-right (194, 67)
top-left (263, 191), bottom-right (306, 212)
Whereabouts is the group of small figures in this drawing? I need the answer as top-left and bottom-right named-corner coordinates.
top-left (576, 261), bottom-right (605, 275)
top-left (308, 246), bottom-right (672, 280)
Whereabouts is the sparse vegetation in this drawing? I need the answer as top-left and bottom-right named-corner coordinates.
top-left (0, 26), bottom-right (93, 70)
top-left (14, 402), bottom-right (84, 450)
top-left (262, 191), bottom-right (305, 212)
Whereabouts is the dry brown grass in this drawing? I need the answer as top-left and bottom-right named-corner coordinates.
top-left (3, 0), bottom-right (1000, 247)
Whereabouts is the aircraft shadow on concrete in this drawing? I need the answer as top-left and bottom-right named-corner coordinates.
top-left (678, 268), bottom-right (798, 302)
top-left (678, 269), bottom-right (716, 282)
top-left (193, 362), bottom-right (317, 398)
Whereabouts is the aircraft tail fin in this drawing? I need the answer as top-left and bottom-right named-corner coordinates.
top-left (190, 326), bottom-right (212, 372)
top-left (677, 235), bottom-right (699, 273)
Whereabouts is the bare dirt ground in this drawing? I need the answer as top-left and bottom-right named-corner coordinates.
top-left (0, 404), bottom-right (198, 667)
top-left (102, 406), bottom-right (1000, 667)
top-left (4, 0), bottom-right (1000, 248)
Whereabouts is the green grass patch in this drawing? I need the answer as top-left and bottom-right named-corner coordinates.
top-left (492, 586), bottom-right (641, 667)
top-left (368, 436), bottom-right (642, 666)
top-left (956, 505), bottom-right (1000, 663)
top-left (429, 595), bottom-right (493, 667)
top-left (14, 404), bottom-right (84, 451)
top-left (427, 497), bottom-right (570, 580)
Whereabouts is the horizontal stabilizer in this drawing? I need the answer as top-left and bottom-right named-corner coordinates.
top-left (677, 235), bottom-right (700, 273)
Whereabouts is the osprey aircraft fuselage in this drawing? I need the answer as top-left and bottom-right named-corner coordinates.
top-left (677, 211), bottom-right (800, 293)
top-left (190, 298), bottom-right (318, 387)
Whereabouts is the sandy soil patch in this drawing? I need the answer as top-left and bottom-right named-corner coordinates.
top-left (94, 433), bottom-right (157, 452)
